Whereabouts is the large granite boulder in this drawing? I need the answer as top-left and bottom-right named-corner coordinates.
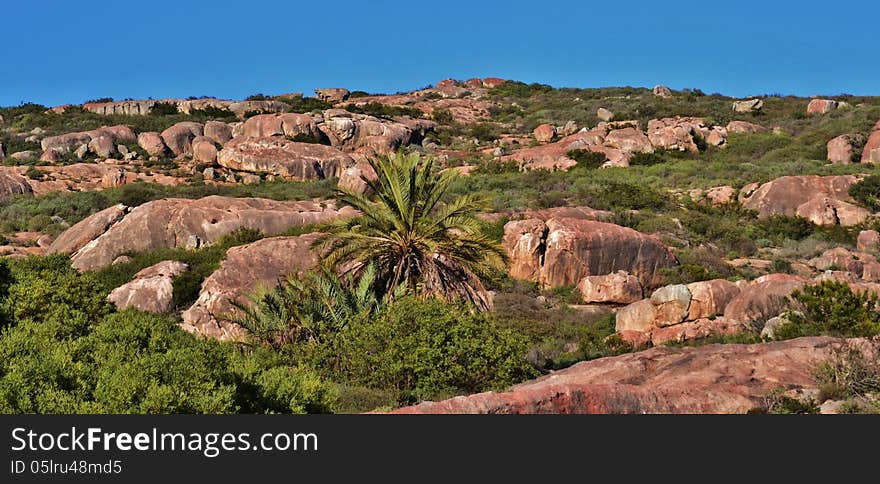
top-left (503, 217), bottom-right (677, 288)
top-left (180, 234), bottom-right (323, 341)
top-left (217, 136), bottom-right (353, 180)
top-left (51, 196), bottom-right (355, 271)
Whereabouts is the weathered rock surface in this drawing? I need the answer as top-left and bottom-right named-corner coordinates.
top-left (0, 169), bottom-right (34, 199)
top-left (723, 274), bottom-right (809, 327)
top-left (204, 121), bottom-right (234, 145)
top-left (650, 284), bottom-right (691, 327)
top-left (653, 85), bottom-right (672, 98)
top-left (732, 99), bottom-right (764, 113)
top-left (227, 100), bottom-right (289, 118)
top-left (180, 234), bottom-right (323, 341)
top-left (577, 271), bottom-right (642, 304)
top-left (107, 260), bottom-right (189, 314)
top-left (726, 120), bottom-right (768, 134)
top-left (826, 134), bottom-right (861, 164)
top-left (192, 136), bottom-right (218, 164)
top-left (217, 136), bottom-right (353, 180)
top-left (41, 125), bottom-right (136, 157)
top-left (807, 99), bottom-right (839, 115)
top-left (392, 337), bottom-right (841, 414)
top-left (533, 124), bottom-right (556, 143)
top-left (137, 132), bottom-right (168, 157)
top-left (161, 122), bottom-right (203, 157)
top-left (605, 127), bottom-right (653, 153)
top-left (55, 196), bottom-right (355, 271)
top-left (503, 218), bottom-right (677, 288)
top-left (47, 204), bottom-right (129, 255)
top-left (741, 175), bottom-right (865, 226)
top-left (318, 110), bottom-right (433, 154)
top-left (315, 88), bottom-right (350, 103)
top-left (858, 230), bottom-right (880, 252)
top-left (862, 121), bottom-right (880, 164)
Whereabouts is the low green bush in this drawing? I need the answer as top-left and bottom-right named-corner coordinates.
top-left (315, 296), bottom-right (536, 405)
top-left (775, 281), bottom-right (880, 339)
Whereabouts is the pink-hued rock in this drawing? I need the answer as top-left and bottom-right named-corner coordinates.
top-left (795, 196), bottom-right (869, 227)
top-left (39, 149), bottom-right (62, 163)
top-left (533, 124), bottom-right (556, 143)
top-left (513, 206), bottom-right (613, 222)
top-left (808, 247), bottom-right (880, 281)
top-left (0, 169), bottom-right (34, 199)
top-left (160, 122), bottom-right (204, 157)
top-left (227, 100), bottom-right (289, 118)
top-left (650, 317), bottom-right (745, 346)
top-left (686, 279), bottom-right (741, 320)
top-left (242, 114), bottom-right (284, 138)
top-left (604, 127), bottom-right (653, 153)
top-left (137, 132), bottom-right (167, 157)
top-left (704, 186), bottom-right (738, 205)
top-left (204, 121), bottom-right (234, 145)
top-left (501, 219), bottom-right (547, 282)
top-left (615, 299), bottom-right (657, 332)
top-left (726, 121), bottom-right (768, 134)
top-left (741, 175), bottom-right (863, 226)
top-left (57, 197), bottom-right (356, 271)
top-left (107, 260), bottom-right (189, 314)
top-left (723, 274), bottom-right (809, 326)
top-left (647, 117), bottom-right (706, 153)
top-left (503, 218), bottom-right (677, 289)
top-left (826, 134), bottom-right (858, 163)
top-left (482, 77), bottom-right (506, 88)
top-left (577, 271), bottom-right (643, 304)
top-left (858, 230), bottom-right (880, 252)
top-left (217, 136), bottom-right (353, 180)
top-left (650, 284), bottom-right (691, 327)
top-left (862, 122), bottom-right (880, 164)
top-left (337, 160), bottom-right (377, 195)
top-left (180, 234), bottom-right (323, 341)
top-left (653, 85), bottom-right (672, 98)
top-left (41, 125), bottom-right (135, 155)
top-left (807, 99), bottom-right (839, 115)
top-left (192, 136), bottom-right (218, 164)
top-left (314, 88), bottom-right (350, 103)
top-left (47, 204), bottom-right (129, 255)
top-left (392, 336), bottom-right (844, 414)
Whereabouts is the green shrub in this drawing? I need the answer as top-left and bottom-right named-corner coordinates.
top-left (24, 166), bottom-right (44, 181)
top-left (567, 149), bottom-right (606, 169)
top-left (0, 257), bottom-right (337, 414)
top-left (775, 281), bottom-right (880, 339)
top-left (150, 102), bottom-right (180, 116)
top-left (850, 175), bottom-right (880, 211)
top-left (347, 102), bottom-right (422, 119)
top-left (317, 296), bottom-right (536, 404)
top-left (629, 151), bottom-right (668, 166)
top-left (580, 181), bottom-right (670, 211)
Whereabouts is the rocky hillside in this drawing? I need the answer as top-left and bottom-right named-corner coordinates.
top-left (3, 78), bottom-right (880, 414)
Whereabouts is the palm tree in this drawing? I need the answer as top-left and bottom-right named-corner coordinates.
top-left (319, 151), bottom-right (506, 310)
top-left (231, 265), bottom-right (380, 348)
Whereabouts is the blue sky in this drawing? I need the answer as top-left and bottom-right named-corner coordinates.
top-left (1, 1), bottom-right (876, 107)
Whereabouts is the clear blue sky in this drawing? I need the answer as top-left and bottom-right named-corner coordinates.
top-left (2, 0), bottom-right (876, 107)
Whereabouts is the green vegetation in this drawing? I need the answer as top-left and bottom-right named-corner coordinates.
top-left (346, 102), bottom-right (423, 119)
top-left (320, 152), bottom-right (506, 310)
top-left (774, 281), bottom-right (880, 339)
top-left (0, 257), bottom-right (336, 413)
top-left (314, 296), bottom-right (535, 405)
top-left (0, 179), bottom-right (336, 235)
top-left (814, 340), bottom-right (880, 412)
